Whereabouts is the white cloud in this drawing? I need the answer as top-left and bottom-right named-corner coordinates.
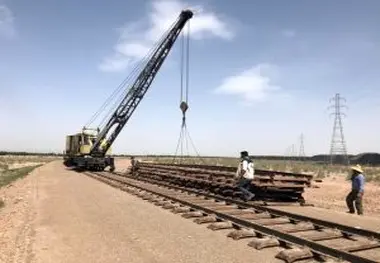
top-left (146, 0), bottom-right (233, 41)
top-left (214, 64), bottom-right (282, 105)
top-left (115, 42), bottom-right (150, 59)
top-left (282, 29), bottom-right (296, 38)
top-left (98, 54), bottom-right (132, 72)
top-left (99, 0), bottom-right (234, 72)
top-left (0, 4), bottom-right (15, 38)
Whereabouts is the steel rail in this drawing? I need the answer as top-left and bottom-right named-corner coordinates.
top-left (116, 171), bottom-right (380, 241)
top-left (144, 162), bottom-right (314, 180)
top-left (86, 171), bottom-right (380, 263)
top-left (134, 165), bottom-right (307, 202)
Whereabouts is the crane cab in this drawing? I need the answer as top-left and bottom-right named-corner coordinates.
top-left (63, 128), bottom-right (114, 171)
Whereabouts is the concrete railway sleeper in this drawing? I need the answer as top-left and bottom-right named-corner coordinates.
top-left (82, 171), bottom-right (380, 263)
top-left (116, 170), bottom-right (380, 242)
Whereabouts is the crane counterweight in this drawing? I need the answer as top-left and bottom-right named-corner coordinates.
top-left (63, 9), bottom-right (193, 172)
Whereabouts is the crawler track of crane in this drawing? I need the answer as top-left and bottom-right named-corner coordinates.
top-left (83, 170), bottom-right (380, 263)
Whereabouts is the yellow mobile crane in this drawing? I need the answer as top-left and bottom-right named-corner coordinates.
top-left (63, 9), bottom-right (193, 172)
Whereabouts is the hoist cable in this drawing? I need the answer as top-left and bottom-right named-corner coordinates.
top-left (172, 123), bottom-right (205, 164)
top-left (185, 22), bottom-right (190, 103)
top-left (179, 22), bottom-right (189, 105)
top-left (85, 81), bottom-right (124, 128)
top-left (186, 129), bottom-right (204, 163)
top-left (185, 125), bottom-right (190, 156)
top-left (180, 32), bottom-right (185, 105)
top-left (97, 64), bottom-right (141, 128)
top-left (86, 57), bottom-right (148, 129)
top-left (183, 122), bottom-right (205, 164)
top-left (172, 125), bottom-right (184, 163)
top-left (98, 38), bottom-right (163, 129)
top-left (98, 19), bottom-right (178, 129)
top-left (100, 35), bottom-right (178, 130)
top-left (85, 18), bottom-right (178, 129)
top-left (172, 20), bottom-right (203, 164)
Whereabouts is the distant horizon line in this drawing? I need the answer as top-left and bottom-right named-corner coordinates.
top-left (1, 150), bottom-right (379, 158)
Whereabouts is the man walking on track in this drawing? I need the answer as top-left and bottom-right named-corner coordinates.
top-left (346, 165), bottom-right (365, 215)
top-left (235, 151), bottom-right (255, 202)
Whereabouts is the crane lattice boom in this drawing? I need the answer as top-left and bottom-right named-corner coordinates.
top-left (90, 10), bottom-right (193, 156)
top-left (63, 9), bottom-right (193, 172)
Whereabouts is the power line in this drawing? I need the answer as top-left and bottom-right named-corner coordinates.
top-left (284, 133), bottom-right (306, 162)
top-left (291, 144), bottom-right (296, 157)
top-left (328, 93), bottom-right (349, 165)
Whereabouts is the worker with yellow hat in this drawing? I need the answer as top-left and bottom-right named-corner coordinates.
top-left (346, 165), bottom-right (365, 215)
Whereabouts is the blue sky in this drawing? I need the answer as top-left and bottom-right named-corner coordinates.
top-left (0, 0), bottom-right (379, 156)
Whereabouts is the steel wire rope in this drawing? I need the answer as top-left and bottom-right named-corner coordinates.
top-left (172, 21), bottom-right (204, 165)
top-left (84, 26), bottom-right (149, 128)
top-left (185, 22), bottom-right (190, 103)
top-left (86, 17), bottom-right (180, 129)
top-left (185, 123), bottom-right (190, 157)
top-left (97, 57), bottom-right (149, 129)
top-left (85, 54), bottom-right (150, 128)
top-left (184, 122), bottom-right (204, 163)
top-left (177, 24), bottom-right (186, 107)
top-left (173, 25), bottom-right (187, 163)
top-left (97, 46), bottom-right (162, 129)
top-left (173, 127), bottom-right (184, 164)
top-left (94, 18), bottom-right (179, 131)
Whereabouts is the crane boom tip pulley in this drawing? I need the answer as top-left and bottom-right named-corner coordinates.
top-left (181, 9), bottom-right (194, 19)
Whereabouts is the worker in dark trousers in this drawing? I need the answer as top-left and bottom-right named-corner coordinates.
top-left (346, 165), bottom-right (365, 215)
top-left (235, 151), bottom-right (255, 201)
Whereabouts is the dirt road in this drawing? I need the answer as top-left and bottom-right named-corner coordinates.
top-left (0, 161), bottom-right (283, 263)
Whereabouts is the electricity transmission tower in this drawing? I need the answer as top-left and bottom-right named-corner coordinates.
top-left (328, 93), bottom-right (349, 165)
top-left (298, 133), bottom-right (306, 160)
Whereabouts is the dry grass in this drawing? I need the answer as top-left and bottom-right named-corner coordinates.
top-left (0, 155), bottom-right (59, 163)
top-left (0, 155), bottom-right (52, 210)
top-left (0, 165), bottom-right (42, 188)
top-left (0, 155), bottom-right (59, 171)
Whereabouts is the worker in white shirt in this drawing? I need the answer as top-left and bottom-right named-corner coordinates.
top-left (235, 151), bottom-right (255, 201)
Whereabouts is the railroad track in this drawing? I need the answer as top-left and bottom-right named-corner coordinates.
top-left (82, 170), bottom-right (380, 263)
top-left (134, 162), bottom-right (313, 203)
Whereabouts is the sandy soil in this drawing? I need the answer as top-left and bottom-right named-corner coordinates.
top-left (114, 157), bottom-right (133, 172)
top-left (305, 175), bottom-right (380, 216)
top-left (0, 163), bottom-right (40, 263)
top-left (276, 205), bottom-right (380, 232)
top-left (1, 160), bottom-right (283, 263)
